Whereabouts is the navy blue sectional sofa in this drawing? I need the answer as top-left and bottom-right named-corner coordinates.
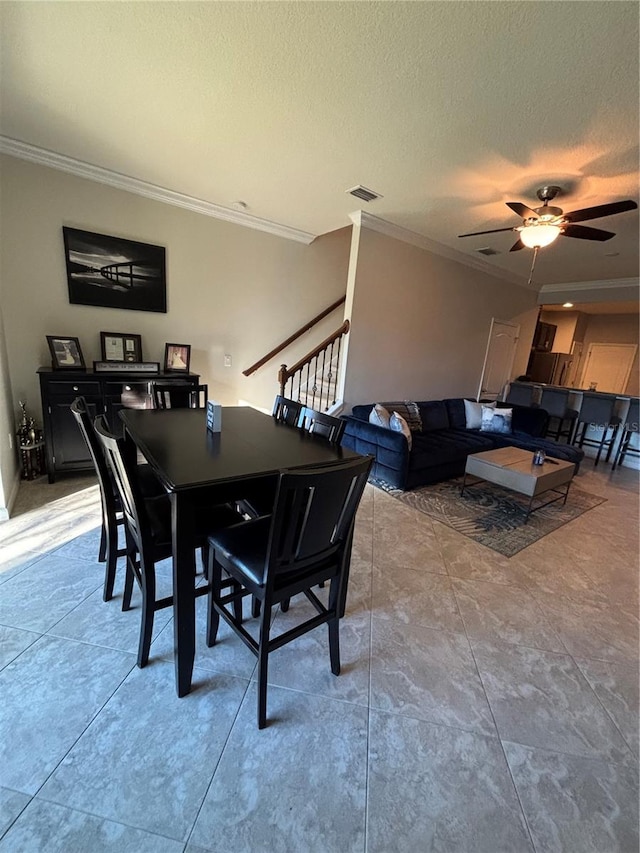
top-left (341, 398), bottom-right (584, 490)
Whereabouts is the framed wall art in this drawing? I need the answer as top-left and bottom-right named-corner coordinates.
top-left (63, 227), bottom-right (167, 313)
top-left (46, 336), bottom-right (86, 370)
top-left (100, 332), bottom-right (143, 363)
top-left (164, 343), bottom-right (191, 373)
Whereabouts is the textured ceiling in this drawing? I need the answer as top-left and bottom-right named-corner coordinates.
top-left (1, 1), bottom-right (638, 287)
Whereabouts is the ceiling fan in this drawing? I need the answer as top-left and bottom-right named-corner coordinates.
top-left (458, 185), bottom-right (638, 253)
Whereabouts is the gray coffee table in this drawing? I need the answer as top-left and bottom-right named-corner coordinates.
top-left (461, 447), bottom-right (575, 523)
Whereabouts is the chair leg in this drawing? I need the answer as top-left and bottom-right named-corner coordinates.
top-left (137, 559), bottom-right (156, 668)
top-left (206, 552), bottom-right (221, 647)
top-left (605, 424), bottom-right (619, 463)
top-left (280, 598), bottom-right (290, 612)
top-left (102, 518), bottom-right (120, 602)
top-left (327, 578), bottom-right (341, 676)
top-left (122, 556), bottom-right (135, 611)
top-left (98, 520), bottom-right (107, 562)
top-left (251, 597), bottom-right (261, 618)
top-left (257, 598), bottom-right (271, 729)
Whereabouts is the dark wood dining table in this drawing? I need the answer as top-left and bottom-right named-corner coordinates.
top-left (119, 405), bottom-right (361, 697)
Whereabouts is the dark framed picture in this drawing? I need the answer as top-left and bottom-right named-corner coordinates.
top-left (63, 227), bottom-right (167, 313)
top-left (100, 332), bottom-right (143, 363)
top-left (164, 343), bottom-right (191, 373)
top-left (46, 336), bottom-right (86, 370)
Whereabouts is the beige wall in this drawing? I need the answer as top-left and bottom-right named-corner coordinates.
top-left (539, 309), bottom-right (579, 354)
top-left (0, 155), bottom-right (351, 425)
top-left (342, 225), bottom-right (538, 409)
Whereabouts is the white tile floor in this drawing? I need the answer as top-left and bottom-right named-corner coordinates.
top-left (0, 465), bottom-right (638, 852)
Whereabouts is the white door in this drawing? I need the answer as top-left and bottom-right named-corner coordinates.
top-left (580, 343), bottom-right (637, 394)
top-left (477, 319), bottom-right (520, 402)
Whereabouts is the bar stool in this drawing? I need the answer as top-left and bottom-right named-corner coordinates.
top-left (506, 382), bottom-right (537, 407)
top-left (539, 387), bottom-right (579, 444)
top-left (612, 398), bottom-right (639, 470)
top-left (572, 392), bottom-right (622, 466)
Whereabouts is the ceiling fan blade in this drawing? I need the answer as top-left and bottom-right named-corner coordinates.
top-left (510, 239), bottom-right (525, 252)
top-left (563, 200), bottom-right (638, 223)
top-left (560, 224), bottom-right (616, 241)
top-left (458, 227), bottom-right (515, 238)
top-left (506, 202), bottom-right (539, 219)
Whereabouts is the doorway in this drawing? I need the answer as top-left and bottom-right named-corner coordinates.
top-left (579, 343), bottom-right (637, 394)
top-left (477, 319), bottom-right (520, 402)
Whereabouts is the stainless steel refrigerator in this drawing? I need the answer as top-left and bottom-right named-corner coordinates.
top-left (527, 352), bottom-right (573, 385)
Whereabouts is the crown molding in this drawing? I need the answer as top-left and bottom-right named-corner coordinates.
top-left (539, 277), bottom-right (639, 295)
top-left (0, 136), bottom-right (316, 245)
top-left (349, 210), bottom-right (530, 288)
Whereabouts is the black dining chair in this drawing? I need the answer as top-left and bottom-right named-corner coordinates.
top-left (94, 415), bottom-right (243, 668)
top-left (71, 397), bottom-right (165, 601)
top-left (206, 455), bottom-right (372, 728)
top-left (272, 395), bottom-right (304, 426)
top-left (298, 407), bottom-right (346, 444)
top-left (152, 383), bottom-right (208, 410)
top-left (237, 395), bottom-right (305, 522)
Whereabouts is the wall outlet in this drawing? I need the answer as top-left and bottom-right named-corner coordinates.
top-left (223, 354), bottom-right (232, 368)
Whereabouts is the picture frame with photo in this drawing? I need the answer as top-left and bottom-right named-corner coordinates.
top-left (164, 343), bottom-right (191, 373)
top-left (100, 332), bottom-right (143, 363)
top-left (46, 336), bottom-right (86, 370)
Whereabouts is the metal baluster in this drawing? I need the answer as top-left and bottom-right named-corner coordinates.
top-left (332, 338), bottom-right (341, 405)
top-left (311, 354), bottom-right (319, 410)
top-left (320, 346), bottom-right (327, 410)
top-left (328, 340), bottom-right (336, 406)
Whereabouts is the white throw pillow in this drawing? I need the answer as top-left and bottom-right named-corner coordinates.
top-left (390, 411), bottom-right (412, 449)
top-left (369, 403), bottom-right (391, 428)
top-left (464, 399), bottom-right (495, 429)
top-left (480, 406), bottom-right (513, 435)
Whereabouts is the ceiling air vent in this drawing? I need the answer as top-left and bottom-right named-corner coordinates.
top-left (346, 185), bottom-right (383, 203)
top-left (476, 246), bottom-right (500, 256)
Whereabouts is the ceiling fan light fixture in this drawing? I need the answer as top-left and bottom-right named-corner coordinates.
top-left (518, 222), bottom-right (561, 249)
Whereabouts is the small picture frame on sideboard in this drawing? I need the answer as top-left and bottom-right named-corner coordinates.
top-left (164, 343), bottom-right (191, 373)
top-left (100, 332), bottom-right (143, 363)
top-left (46, 336), bottom-right (86, 370)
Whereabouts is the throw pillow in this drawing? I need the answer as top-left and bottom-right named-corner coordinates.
top-left (379, 401), bottom-right (423, 432)
top-left (389, 411), bottom-right (412, 449)
top-left (464, 399), bottom-right (495, 429)
top-left (369, 403), bottom-right (391, 429)
top-left (480, 405), bottom-right (513, 434)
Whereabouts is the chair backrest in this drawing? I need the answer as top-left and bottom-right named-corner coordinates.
top-left (70, 397), bottom-right (117, 514)
top-left (272, 395), bottom-right (304, 426)
top-left (264, 456), bottom-right (372, 585)
top-left (539, 387), bottom-right (571, 418)
top-left (93, 415), bottom-right (151, 556)
top-left (578, 392), bottom-right (617, 425)
top-left (298, 407), bottom-right (346, 444)
top-left (152, 383), bottom-right (208, 410)
top-left (506, 383), bottom-right (537, 408)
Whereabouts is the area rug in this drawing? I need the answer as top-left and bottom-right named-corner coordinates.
top-left (372, 477), bottom-right (606, 557)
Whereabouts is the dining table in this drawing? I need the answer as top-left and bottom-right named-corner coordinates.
top-left (119, 405), bottom-right (362, 696)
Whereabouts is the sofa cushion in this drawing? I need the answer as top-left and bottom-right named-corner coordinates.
top-left (464, 399), bottom-right (496, 429)
top-left (418, 400), bottom-right (450, 432)
top-left (409, 429), bottom-right (495, 470)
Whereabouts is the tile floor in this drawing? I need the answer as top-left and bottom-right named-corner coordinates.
top-left (0, 465), bottom-right (638, 852)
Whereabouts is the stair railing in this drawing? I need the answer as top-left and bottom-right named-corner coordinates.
top-left (278, 320), bottom-right (350, 412)
top-left (243, 296), bottom-right (346, 377)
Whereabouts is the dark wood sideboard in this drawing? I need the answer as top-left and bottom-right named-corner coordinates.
top-left (38, 368), bottom-right (201, 482)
